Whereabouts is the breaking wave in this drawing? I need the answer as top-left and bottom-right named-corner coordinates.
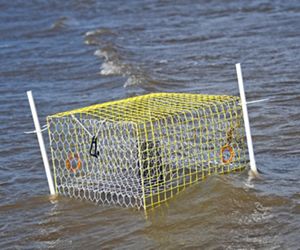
top-left (85, 28), bottom-right (156, 88)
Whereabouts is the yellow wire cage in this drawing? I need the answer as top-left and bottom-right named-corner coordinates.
top-left (47, 92), bottom-right (248, 210)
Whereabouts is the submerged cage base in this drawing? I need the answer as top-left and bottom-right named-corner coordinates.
top-left (47, 93), bottom-right (248, 210)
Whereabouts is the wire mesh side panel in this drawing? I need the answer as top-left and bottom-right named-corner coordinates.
top-left (137, 96), bottom-right (248, 209)
top-left (47, 115), bottom-right (143, 209)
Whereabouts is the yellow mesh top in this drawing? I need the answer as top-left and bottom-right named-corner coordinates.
top-left (48, 92), bottom-right (239, 124)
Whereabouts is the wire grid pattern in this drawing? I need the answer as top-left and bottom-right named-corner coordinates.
top-left (47, 93), bottom-right (248, 210)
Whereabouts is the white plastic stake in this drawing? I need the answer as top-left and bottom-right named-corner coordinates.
top-left (235, 64), bottom-right (258, 175)
top-left (27, 91), bottom-right (56, 195)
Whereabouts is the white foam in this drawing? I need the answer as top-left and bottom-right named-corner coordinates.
top-left (100, 61), bottom-right (122, 76)
top-left (85, 28), bottom-right (114, 37)
top-left (84, 39), bottom-right (94, 45)
top-left (124, 75), bottom-right (143, 88)
top-left (85, 30), bottom-right (96, 36)
top-left (94, 49), bottom-right (108, 60)
top-left (159, 59), bottom-right (168, 64)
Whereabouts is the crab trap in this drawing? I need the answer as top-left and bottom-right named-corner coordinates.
top-left (45, 93), bottom-right (249, 210)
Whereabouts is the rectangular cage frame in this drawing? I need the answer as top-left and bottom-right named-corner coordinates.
top-left (47, 93), bottom-right (248, 210)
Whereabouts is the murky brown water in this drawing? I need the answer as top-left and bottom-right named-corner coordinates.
top-left (1, 0), bottom-right (299, 249)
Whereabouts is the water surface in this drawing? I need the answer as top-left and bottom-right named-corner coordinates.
top-left (0, 0), bottom-right (299, 249)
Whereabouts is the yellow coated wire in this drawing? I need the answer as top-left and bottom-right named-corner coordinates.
top-left (47, 93), bottom-right (248, 210)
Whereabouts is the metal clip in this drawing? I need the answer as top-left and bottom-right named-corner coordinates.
top-left (89, 136), bottom-right (99, 158)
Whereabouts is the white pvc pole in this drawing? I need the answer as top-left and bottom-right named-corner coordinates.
top-left (235, 64), bottom-right (258, 175)
top-left (27, 91), bottom-right (56, 195)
